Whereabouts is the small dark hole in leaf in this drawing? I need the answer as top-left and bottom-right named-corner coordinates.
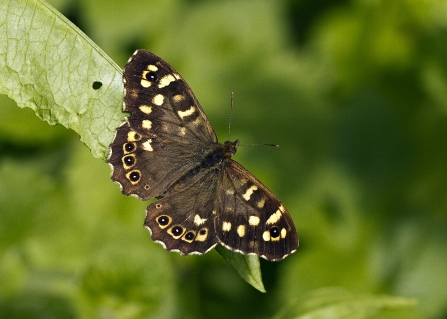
top-left (92, 81), bottom-right (102, 90)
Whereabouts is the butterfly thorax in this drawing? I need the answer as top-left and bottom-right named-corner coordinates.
top-left (200, 140), bottom-right (239, 171)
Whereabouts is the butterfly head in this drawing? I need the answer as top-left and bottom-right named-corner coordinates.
top-left (223, 140), bottom-right (239, 159)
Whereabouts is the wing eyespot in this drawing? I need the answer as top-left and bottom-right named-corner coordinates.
top-left (145, 71), bottom-right (157, 82)
top-left (270, 226), bottom-right (280, 238)
top-left (122, 155), bottom-right (136, 168)
top-left (156, 215), bottom-right (172, 229)
top-left (124, 142), bottom-right (136, 153)
top-left (127, 170), bottom-right (141, 183)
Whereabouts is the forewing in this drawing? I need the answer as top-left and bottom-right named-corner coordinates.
top-left (108, 123), bottom-right (214, 199)
top-left (215, 160), bottom-right (298, 261)
top-left (123, 50), bottom-right (217, 143)
top-left (108, 50), bottom-right (218, 199)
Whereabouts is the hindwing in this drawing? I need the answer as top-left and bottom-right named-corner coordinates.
top-left (144, 162), bottom-right (221, 255)
top-left (216, 161), bottom-right (298, 261)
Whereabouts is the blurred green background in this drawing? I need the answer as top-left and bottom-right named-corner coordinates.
top-left (1, 0), bottom-right (447, 318)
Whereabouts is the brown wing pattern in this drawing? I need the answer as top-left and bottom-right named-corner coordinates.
top-left (144, 161), bottom-right (221, 255)
top-left (215, 160), bottom-right (298, 261)
top-left (108, 50), bottom-right (217, 200)
top-left (108, 50), bottom-right (298, 260)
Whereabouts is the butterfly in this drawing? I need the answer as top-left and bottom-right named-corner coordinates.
top-left (107, 50), bottom-right (298, 261)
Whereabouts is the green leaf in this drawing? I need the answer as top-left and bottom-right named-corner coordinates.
top-left (274, 287), bottom-right (417, 319)
top-left (0, 0), bottom-right (124, 159)
top-left (216, 244), bottom-right (266, 293)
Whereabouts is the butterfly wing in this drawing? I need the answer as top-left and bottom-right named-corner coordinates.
top-left (108, 50), bottom-right (218, 199)
top-left (109, 50), bottom-right (298, 260)
top-left (215, 160), bottom-right (298, 261)
top-left (144, 163), bottom-right (221, 255)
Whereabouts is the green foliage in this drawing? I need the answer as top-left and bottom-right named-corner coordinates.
top-left (0, 0), bottom-right (123, 159)
top-left (0, 0), bottom-right (266, 292)
top-left (215, 245), bottom-right (265, 293)
top-left (273, 287), bottom-right (417, 319)
top-left (2, 0), bottom-right (447, 318)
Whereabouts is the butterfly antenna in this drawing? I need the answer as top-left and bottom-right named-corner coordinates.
top-left (227, 92), bottom-right (234, 141)
top-left (228, 92), bottom-right (234, 141)
top-left (229, 93), bottom-right (279, 147)
top-left (240, 142), bottom-right (280, 148)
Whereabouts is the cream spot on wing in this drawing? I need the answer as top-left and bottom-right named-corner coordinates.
top-left (128, 90), bottom-right (138, 100)
top-left (142, 120), bottom-right (152, 130)
top-left (281, 228), bottom-right (287, 238)
top-left (195, 228), bottom-right (208, 242)
top-left (193, 117), bottom-right (201, 126)
top-left (266, 209), bottom-right (282, 225)
top-left (263, 230), bottom-right (270, 241)
top-left (158, 74), bottom-right (176, 88)
top-left (178, 106), bottom-right (195, 119)
top-left (179, 127), bottom-right (186, 136)
top-left (278, 205), bottom-right (286, 213)
top-left (194, 214), bottom-right (207, 226)
top-left (212, 210), bottom-right (217, 215)
top-left (147, 64), bottom-right (158, 71)
top-left (248, 216), bottom-right (260, 226)
top-left (127, 131), bottom-right (141, 142)
top-left (222, 222), bottom-right (232, 231)
top-left (142, 139), bottom-right (153, 152)
top-left (257, 197), bottom-right (265, 208)
top-left (140, 79), bottom-right (151, 88)
top-left (139, 105), bottom-right (152, 114)
top-left (226, 189), bottom-right (234, 195)
top-left (242, 185), bottom-right (258, 201)
top-left (173, 94), bottom-right (185, 103)
top-left (152, 94), bottom-right (164, 106)
top-left (174, 73), bottom-right (181, 80)
top-left (237, 225), bottom-right (246, 237)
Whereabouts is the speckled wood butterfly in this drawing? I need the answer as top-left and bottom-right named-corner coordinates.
top-left (108, 50), bottom-right (298, 261)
